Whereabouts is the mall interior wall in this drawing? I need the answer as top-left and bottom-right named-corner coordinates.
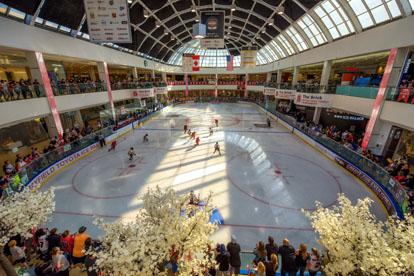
top-left (1, 15), bottom-right (414, 75)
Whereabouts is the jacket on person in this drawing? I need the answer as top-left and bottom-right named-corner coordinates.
top-left (227, 241), bottom-right (241, 267)
top-left (279, 245), bottom-right (297, 271)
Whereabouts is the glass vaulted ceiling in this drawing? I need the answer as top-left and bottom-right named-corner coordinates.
top-left (167, 0), bottom-right (406, 67)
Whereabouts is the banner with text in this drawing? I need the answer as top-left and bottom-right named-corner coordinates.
top-left (132, 88), bottom-right (155, 98)
top-left (294, 92), bottom-right (332, 108)
top-left (241, 50), bottom-right (257, 68)
top-left (200, 11), bottom-right (225, 49)
top-left (182, 54), bottom-right (193, 72)
top-left (84, 0), bottom-right (132, 43)
top-left (155, 87), bottom-right (168, 95)
top-left (263, 87), bottom-right (276, 95)
top-left (275, 89), bottom-right (296, 100)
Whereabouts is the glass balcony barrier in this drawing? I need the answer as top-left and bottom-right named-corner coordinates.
top-left (0, 84), bottom-right (46, 101)
top-left (254, 100), bottom-right (410, 216)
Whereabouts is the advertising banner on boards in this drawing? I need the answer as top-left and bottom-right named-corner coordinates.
top-left (200, 11), bottom-right (225, 48)
top-left (275, 89), bottom-right (296, 100)
top-left (84, 0), bottom-right (132, 43)
top-left (132, 88), bottom-right (155, 98)
top-left (294, 92), bottom-right (332, 108)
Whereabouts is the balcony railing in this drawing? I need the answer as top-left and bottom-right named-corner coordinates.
top-left (253, 100), bottom-right (410, 217)
top-left (0, 84), bottom-right (46, 101)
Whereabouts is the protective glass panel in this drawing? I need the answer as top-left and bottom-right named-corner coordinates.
top-left (296, 14), bottom-right (327, 47)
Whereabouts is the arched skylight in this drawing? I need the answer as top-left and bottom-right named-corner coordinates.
top-left (167, 39), bottom-right (267, 67)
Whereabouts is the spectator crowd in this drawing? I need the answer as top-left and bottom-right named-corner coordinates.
top-left (3, 222), bottom-right (322, 276)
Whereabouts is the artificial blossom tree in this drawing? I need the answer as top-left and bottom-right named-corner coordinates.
top-left (0, 188), bottom-right (55, 275)
top-left (305, 194), bottom-right (414, 276)
top-left (92, 186), bottom-right (217, 275)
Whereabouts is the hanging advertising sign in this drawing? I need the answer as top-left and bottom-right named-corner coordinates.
top-left (132, 88), bottom-right (154, 98)
top-left (241, 50), bottom-right (257, 68)
top-left (84, 0), bottom-right (132, 43)
top-left (263, 87), bottom-right (276, 95)
top-left (200, 11), bottom-right (225, 49)
top-left (154, 87), bottom-right (168, 95)
top-left (275, 89), bottom-right (296, 100)
top-left (294, 92), bottom-right (332, 108)
top-left (182, 54), bottom-right (193, 72)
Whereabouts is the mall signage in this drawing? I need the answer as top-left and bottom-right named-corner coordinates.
top-left (263, 87), bottom-right (276, 95)
top-left (294, 92), bottom-right (332, 108)
top-left (241, 50), bottom-right (257, 68)
top-left (275, 89), bottom-right (296, 100)
top-left (132, 88), bottom-right (155, 98)
top-left (182, 54), bottom-right (193, 72)
top-left (84, 0), bottom-right (132, 43)
top-left (154, 87), bottom-right (168, 95)
top-left (200, 11), bottom-right (225, 48)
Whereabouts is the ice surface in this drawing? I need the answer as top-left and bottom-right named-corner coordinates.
top-left (43, 102), bottom-right (387, 250)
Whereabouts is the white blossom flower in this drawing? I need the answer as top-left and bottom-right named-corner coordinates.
top-left (91, 187), bottom-right (217, 275)
top-left (305, 194), bottom-right (414, 275)
top-left (0, 188), bottom-right (55, 246)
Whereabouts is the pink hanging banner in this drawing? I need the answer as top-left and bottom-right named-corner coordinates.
top-left (185, 73), bottom-right (189, 97)
top-left (361, 48), bottom-right (398, 149)
top-left (101, 62), bottom-right (116, 121)
top-left (35, 52), bottom-right (63, 137)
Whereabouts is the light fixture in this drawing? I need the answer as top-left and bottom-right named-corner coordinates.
top-left (143, 10), bottom-right (150, 18)
top-left (230, 4), bottom-right (236, 11)
top-left (171, 37), bottom-right (175, 40)
top-left (261, 29), bottom-right (266, 33)
top-left (191, 5), bottom-right (196, 12)
top-left (155, 21), bottom-right (160, 28)
top-left (164, 31), bottom-right (169, 35)
top-left (127, 0), bottom-right (133, 3)
top-left (195, 16), bottom-right (200, 22)
top-left (268, 18), bottom-right (274, 26)
top-left (228, 26), bottom-right (232, 29)
top-left (276, 6), bottom-right (284, 15)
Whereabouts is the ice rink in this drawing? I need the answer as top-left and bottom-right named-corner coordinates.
top-left (42, 102), bottom-right (387, 250)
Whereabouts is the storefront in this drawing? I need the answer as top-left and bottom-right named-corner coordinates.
top-left (319, 109), bottom-right (368, 134)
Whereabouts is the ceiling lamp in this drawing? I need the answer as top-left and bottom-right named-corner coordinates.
top-left (230, 4), bottom-right (236, 11)
top-left (191, 5), bottom-right (197, 12)
top-left (192, 22), bottom-right (206, 39)
top-left (143, 10), bottom-right (150, 18)
top-left (195, 16), bottom-right (200, 22)
top-left (155, 21), bottom-right (161, 28)
top-left (276, 6), bottom-right (284, 15)
top-left (268, 18), bottom-right (274, 26)
top-left (171, 37), bottom-right (175, 40)
top-left (261, 29), bottom-right (266, 33)
top-left (228, 26), bottom-right (232, 29)
top-left (164, 31), bottom-right (169, 35)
